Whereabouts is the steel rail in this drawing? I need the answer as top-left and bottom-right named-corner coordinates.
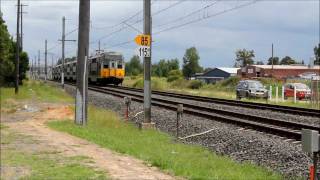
top-left (107, 85), bottom-right (320, 117)
top-left (82, 84), bottom-right (318, 141)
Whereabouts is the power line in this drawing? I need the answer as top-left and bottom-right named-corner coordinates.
top-left (154, 0), bottom-right (258, 35)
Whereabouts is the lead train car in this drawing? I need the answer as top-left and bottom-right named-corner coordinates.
top-left (52, 51), bottom-right (125, 85)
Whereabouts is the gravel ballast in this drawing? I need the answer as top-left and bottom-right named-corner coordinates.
top-left (63, 84), bottom-right (316, 178)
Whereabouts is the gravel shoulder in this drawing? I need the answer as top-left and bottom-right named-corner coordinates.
top-left (63, 84), bottom-right (317, 178)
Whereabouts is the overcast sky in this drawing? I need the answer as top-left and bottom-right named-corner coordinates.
top-left (1, 0), bottom-right (319, 68)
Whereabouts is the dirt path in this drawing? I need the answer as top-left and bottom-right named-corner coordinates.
top-left (2, 102), bottom-right (176, 180)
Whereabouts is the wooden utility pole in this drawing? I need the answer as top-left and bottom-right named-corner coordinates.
top-left (15, 0), bottom-right (21, 94)
top-left (75, 0), bottom-right (90, 125)
top-left (45, 40), bottom-right (47, 81)
top-left (143, 0), bottom-right (152, 124)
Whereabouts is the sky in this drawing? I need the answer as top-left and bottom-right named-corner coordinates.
top-left (1, 0), bottom-right (319, 68)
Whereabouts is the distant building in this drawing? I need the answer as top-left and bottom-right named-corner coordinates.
top-left (238, 65), bottom-right (320, 79)
top-left (195, 67), bottom-right (239, 83)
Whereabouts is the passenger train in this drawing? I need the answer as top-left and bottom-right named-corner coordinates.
top-left (52, 51), bottom-right (125, 85)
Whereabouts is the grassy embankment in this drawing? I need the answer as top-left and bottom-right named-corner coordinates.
top-left (1, 81), bottom-right (106, 179)
top-left (2, 80), bottom-right (282, 179)
top-left (123, 75), bottom-right (320, 109)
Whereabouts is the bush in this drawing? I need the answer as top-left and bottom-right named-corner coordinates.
top-left (220, 76), bottom-right (241, 87)
top-left (132, 79), bottom-right (143, 88)
top-left (188, 80), bottom-right (204, 89)
top-left (167, 75), bottom-right (180, 82)
top-left (169, 78), bottom-right (189, 89)
top-left (132, 77), bottom-right (167, 90)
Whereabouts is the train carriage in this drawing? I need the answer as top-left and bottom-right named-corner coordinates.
top-left (53, 51), bottom-right (125, 85)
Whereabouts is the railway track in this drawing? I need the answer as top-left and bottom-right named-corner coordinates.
top-left (77, 84), bottom-right (319, 141)
top-left (108, 85), bottom-right (320, 117)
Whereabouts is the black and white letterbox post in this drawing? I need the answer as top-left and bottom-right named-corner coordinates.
top-left (302, 129), bottom-right (320, 180)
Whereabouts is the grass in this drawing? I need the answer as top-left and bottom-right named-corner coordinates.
top-left (48, 106), bottom-right (282, 180)
top-left (1, 80), bottom-right (73, 106)
top-left (123, 76), bottom-right (320, 109)
top-left (1, 128), bottom-right (107, 180)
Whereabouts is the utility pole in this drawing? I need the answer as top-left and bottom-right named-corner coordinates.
top-left (15, 0), bottom-right (21, 94)
top-left (19, 4), bottom-right (27, 51)
top-left (38, 50), bottom-right (40, 79)
top-left (142, 0), bottom-right (153, 126)
top-left (271, 43), bottom-right (274, 77)
top-left (45, 40), bottom-right (47, 81)
top-left (59, 16), bottom-right (76, 87)
top-left (75, 0), bottom-right (90, 125)
top-left (61, 16), bottom-right (65, 87)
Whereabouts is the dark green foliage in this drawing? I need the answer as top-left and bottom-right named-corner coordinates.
top-left (0, 16), bottom-right (29, 86)
top-left (280, 56), bottom-right (296, 65)
top-left (256, 61), bottom-right (264, 65)
top-left (125, 55), bottom-right (143, 76)
top-left (182, 47), bottom-right (203, 78)
top-left (167, 69), bottom-right (183, 82)
top-left (188, 80), bottom-right (204, 89)
top-left (152, 58), bottom-right (179, 77)
top-left (235, 49), bottom-right (255, 67)
top-left (314, 44), bottom-right (320, 65)
top-left (267, 57), bottom-right (280, 65)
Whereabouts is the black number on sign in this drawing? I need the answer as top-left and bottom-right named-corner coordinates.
top-left (141, 37), bottom-right (148, 46)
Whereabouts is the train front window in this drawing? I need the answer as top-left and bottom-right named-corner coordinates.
top-left (104, 64), bottom-right (109, 68)
top-left (117, 63), bottom-right (123, 69)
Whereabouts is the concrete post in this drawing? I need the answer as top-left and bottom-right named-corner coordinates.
top-left (282, 85), bottom-right (285, 102)
top-left (269, 85), bottom-right (272, 101)
top-left (294, 85), bottom-right (297, 103)
top-left (75, 0), bottom-right (90, 126)
top-left (275, 86), bottom-right (278, 103)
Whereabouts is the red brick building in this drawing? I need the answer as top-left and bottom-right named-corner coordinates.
top-left (237, 65), bottom-right (320, 79)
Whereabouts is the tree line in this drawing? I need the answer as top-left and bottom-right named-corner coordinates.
top-left (235, 46), bottom-right (320, 67)
top-left (0, 15), bottom-right (29, 86)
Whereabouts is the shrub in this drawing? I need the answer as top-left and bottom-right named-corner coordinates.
top-left (167, 75), bottom-right (180, 82)
top-left (132, 79), bottom-right (143, 88)
top-left (170, 78), bottom-right (189, 89)
top-left (188, 80), bottom-right (204, 89)
top-left (132, 77), bottom-right (167, 90)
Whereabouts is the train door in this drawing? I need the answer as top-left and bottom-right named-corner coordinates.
top-left (90, 58), bottom-right (98, 82)
top-left (110, 60), bottom-right (117, 77)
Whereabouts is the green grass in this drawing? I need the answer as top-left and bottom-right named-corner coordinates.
top-left (48, 106), bottom-right (282, 180)
top-left (124, 76), bottom-right (320, 109)
top-left (1, 128), bottom-right (107, 180)
top-left (1, 80), bottom-right (73, 108)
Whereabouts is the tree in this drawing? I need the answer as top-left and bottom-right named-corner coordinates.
top-left (280, 56), bottom-right (296, 65)
top-left (267, 57), bottom-right (280, 65)
top-left (152, 58), bottom-right (179, 77)
top-left (235, 49), bottom-right (255, 67)
top-left (0, 16), bottom-right (28, 85)
top-left (256, 61), bottom-right (264, 65)
top-left (125, 55), bottom-right (143, 76)
top-left (314, 44), bottom-right (320, 65)
top-left (182, 47), bottom-right (203, 78)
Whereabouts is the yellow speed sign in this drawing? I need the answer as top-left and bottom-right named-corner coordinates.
top-left (134, 34), bottom-right (151, 47)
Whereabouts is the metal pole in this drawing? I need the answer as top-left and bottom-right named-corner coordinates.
top-left (15, 0), bottom-right (21, 94)
top-left (282, 85), bottom-right (285, 102)
top-left (75, 0), bottom-right (90, 125)
top-left (269, 85), bottom-right (272, 101)
top-left (294, 85), bottom-right (297, 103)
top-left (276, 86), bottom-right (278, 103)
top-left (38, 50), bottom-right (40, 79)
top-left (45, 40), bottom-right (47, 81)
top-left (61, 16), bottom-right (65, 88)
top-left (143, 0), bottom-right (152, 123)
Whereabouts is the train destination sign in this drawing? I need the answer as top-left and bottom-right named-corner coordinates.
top-left (135, 34), bottom-right (151, 47)
top-left (136, 46), bottom-right (151, 57)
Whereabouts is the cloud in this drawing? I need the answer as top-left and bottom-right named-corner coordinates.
top-left (1, 0), bottom-right (319, 67)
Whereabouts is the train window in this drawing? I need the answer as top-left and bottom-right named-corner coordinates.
top-left (104, 64), bottom-right (109, 68)
top-left (111, 62), bottom-right (115, 68)
top-left (92, 59), bottom-right (96, 63)
top-left (117, 64), bottom-right (123, 69)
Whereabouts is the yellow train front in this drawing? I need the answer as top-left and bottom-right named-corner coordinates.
top-left (89, 51), bottom-right (125, 85)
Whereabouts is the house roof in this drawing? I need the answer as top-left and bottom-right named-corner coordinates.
top-left (216, 67), bottom-right (239, 74)
top-left (251, 65), bottom-right (320, 70)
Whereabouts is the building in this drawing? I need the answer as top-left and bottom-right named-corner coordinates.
top-left (195, 67), bottom-right (239, 83)
top-left (238, 65), bottom-right (320, 79)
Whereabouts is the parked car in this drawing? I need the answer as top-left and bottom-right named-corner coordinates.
top-left (284, 83), bottom-right (311, 100)
top-left (236, 80), bottom-right (268, 100)
top-left (298, 72), bottom-right (317, 80)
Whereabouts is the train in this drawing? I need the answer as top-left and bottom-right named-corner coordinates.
top-left (52, 51), bottom-right (125, 85)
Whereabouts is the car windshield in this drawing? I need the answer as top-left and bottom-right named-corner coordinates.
top-left (248, 82), bottom-right (263, 89)
top-left (294, 83), bottom-right (308, 89)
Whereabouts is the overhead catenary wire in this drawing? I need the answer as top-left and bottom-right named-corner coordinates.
top-left (154, 0), bottom-right (258, 35)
